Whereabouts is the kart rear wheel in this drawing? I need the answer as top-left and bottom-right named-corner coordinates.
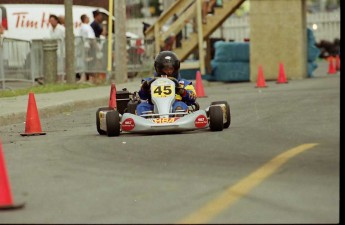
top-left (96, 107), bottom-right (111, 135)
top-left (211, 101), bottom-right (231, 128)
top-left (209, 106), bottom-right (224, 131)
top-left (106, 110), bottom-right (121, 137)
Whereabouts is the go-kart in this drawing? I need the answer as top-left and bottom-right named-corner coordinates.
top-left (96, 76), bottom-right (231, 136)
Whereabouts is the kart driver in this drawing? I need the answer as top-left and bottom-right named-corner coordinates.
top-left (136, 51), bottom-right (197, 116)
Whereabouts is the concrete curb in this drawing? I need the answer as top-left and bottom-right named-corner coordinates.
top-left (0, 97), bottom-right (109, 127)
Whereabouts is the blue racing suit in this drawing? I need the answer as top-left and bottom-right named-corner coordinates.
top-left (136, 75), bottom-right (197, 116)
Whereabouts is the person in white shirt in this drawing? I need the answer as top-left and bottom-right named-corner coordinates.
top-left (49, 14), bottom-right (65, 82)
top-left (80, 14), bottom-right (95, 39)
top-left (78, 14), bottom-right (96, 83)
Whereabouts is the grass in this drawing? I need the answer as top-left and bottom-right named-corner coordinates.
top-left (0, 83), bottom-right (99, 98)
top-left (0, 70), bottom-right (152, 98)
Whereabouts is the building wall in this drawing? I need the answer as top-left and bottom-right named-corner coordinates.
top-left (0, 0), bottom-right (109, 9)
top-left (249, 0), bottom-right (307, 81)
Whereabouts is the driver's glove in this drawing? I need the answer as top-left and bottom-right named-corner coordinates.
top-left (188, 91), bottom-right (197, 100)
top-left (176, 87), bottom-right (187, 96)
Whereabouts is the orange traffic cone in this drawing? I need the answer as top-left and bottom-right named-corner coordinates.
top-left (20, 92), bottom-right (46, 136)
top-left (195, 70), bottom-right (206, 97)
top-left (335, 55), bottom-right (340, 71)
top-left (0, 139), bottom-right (25, 210)
top-left (108, 83), bottom-right (117, 109)
top-left (256, 65), bottom-right (267, 88)
top-left (277, 63), bottom-right (288, 84)
top-left (327, 56), bottom-right (336, 74)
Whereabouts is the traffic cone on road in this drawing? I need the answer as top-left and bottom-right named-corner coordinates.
top-left (327, 56), bottom-right (336, 74)
top-left (0, 140), bottom-right (25, 210)
top-left (335, 55), bottom-right (340, 71)
top-left (277, 63), bottom-right (288, 84)
top-left (195, 70), bottom-right (206, 97)
top-left (108, 83), bottom-right (117, 109)
top-left (256, 65), bottom-right (267, 88)
top-left (20, 92), bottom-right (46, 136)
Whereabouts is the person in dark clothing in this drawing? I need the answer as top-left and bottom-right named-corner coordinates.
top-left (90, 9), bottom-right (104, 38)
top-left (142, 22), bottom-right (151, 36)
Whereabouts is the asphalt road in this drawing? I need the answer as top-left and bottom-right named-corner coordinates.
top-left (0, 72), bottom-right (340, 223)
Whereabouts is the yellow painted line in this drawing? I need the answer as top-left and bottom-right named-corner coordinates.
top-left (178, 143), bottom-right (319, 224)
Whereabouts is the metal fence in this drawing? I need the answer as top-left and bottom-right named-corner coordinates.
top-left (0, 37), bottom-right (34, 89)
top-left (0, 36), bottom-right (155, 89)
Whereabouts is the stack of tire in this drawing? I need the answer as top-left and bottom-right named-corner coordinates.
top-left (307, 28), bottom-right (320, 77)
top-left (206, 41), bottom-right (250, 82)
top-left (204, 28), bottom-right (320, 81)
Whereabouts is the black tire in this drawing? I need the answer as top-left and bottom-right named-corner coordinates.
top-left (106, 110), bottom-right (121, 137)
top-left (209, 106), bottom-right (224, 131)
top-left (211, 101), bottom-right (231, 128)
top-left (96, 107), bottom-right (111, 135)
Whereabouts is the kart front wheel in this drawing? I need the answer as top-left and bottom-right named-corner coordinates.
top-left (211, 101), bottom-right (231, 128)
top-left (106, 110), bottom-right (121, 137)
top-left (96, 107), bottom-right (111, 135)
top-left (209, 106), bottom-right (224, 131)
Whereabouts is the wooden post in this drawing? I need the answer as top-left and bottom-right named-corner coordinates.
top-left (64, 0), bottom-right (75, 83)
top-left (196, 0), bottom-right (205, 75)
top-left (106, 0), bottom-right (114, 81)
top-left (43, 39), bottom-right (58, 84)
top-left (205, 37), bottom-right (212, 74)
top-left (154, 23), bottom-right (160, 56)
top-left (114, 0), bottom-right (128, 83)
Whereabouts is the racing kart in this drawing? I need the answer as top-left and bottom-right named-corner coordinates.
top-left (96, 76), bottom-right (231, 137)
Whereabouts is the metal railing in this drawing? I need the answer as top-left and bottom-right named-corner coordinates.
top-left (0, 36), bottom-right (155, 89)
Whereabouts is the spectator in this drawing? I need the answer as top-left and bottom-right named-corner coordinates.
top-left (142, 22), bottom-right (151, 36)
top-left (316, 39), bottom-right (341, 58)
top-left (77, 14), bottom-right (96, 83)
top-left (202, 0), bottom-right (217, 24)
top-left (90, 10), bottom-right (104, 38)
top-left (80, 14), bottom-right (96, 39)
top-left (58, 15), bottom-right (65, 26)
top-left (160, 13), bottom-right (183, 51)
top-left (49, 14), bottom-right (65, 83)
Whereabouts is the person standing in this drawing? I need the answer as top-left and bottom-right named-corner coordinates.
top-left (49, 14), bottom-right (65, 83)
top-left (90, 10), bottom-right (104, 38)
top-left (80, 14), bottom-right (95, 39)
top-left (90, 10), bottom-right (106, 83)
top-left (78, 14), bottom-right (96, 83)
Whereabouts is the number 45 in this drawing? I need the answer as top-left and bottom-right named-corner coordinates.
top-left (153, 85), bottom-right (172, 96)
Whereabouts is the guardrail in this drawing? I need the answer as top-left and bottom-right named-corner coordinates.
top-left (0, 36), bottom-right (155, 89)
